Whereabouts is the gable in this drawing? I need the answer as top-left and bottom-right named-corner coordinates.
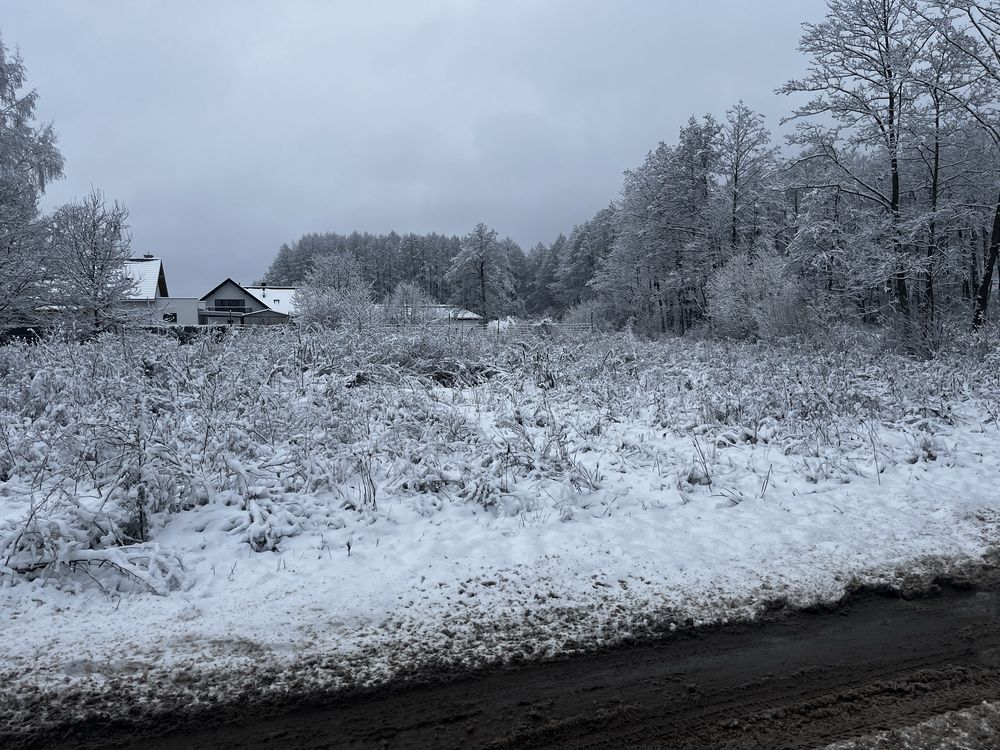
top-left (201, 278), bottom-right (266, 302)
top-left (201, 279), bottom-right (269, 312)
top-left (124, 258), bottom-right (168, 300)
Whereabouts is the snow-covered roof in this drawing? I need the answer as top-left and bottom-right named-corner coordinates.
top-left (424, 304), bottom-right (481, 321)
top-left (245, 286), bottom-right (297, 316)
top-left (124, 258), bottom-right (168, 300)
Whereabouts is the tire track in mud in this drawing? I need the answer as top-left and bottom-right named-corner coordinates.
top-left (39, 584), bottom-right (1000, 749)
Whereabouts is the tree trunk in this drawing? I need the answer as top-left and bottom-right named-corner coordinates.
top-left (888, 82), bottom-right (909, 316)
top-left (923, 105), bottom-right (941, 323)
top-left (479, 258), bottom-right (487, 319)
top-left (959, 228), bottom-right (970, 300)
top-left (970, 226), bottom-right (980, 300)
top-left (972, 191), bottom-right (1000, 328)
top-left (730, 170), bottom-right (740, 252)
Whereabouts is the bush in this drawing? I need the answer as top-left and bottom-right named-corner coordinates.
top-left (561, 299), bottom-right (609, 330)
top-left (706, 250), bottom-right (810, 340)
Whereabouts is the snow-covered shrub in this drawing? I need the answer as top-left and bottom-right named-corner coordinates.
top-left (705, 250), bottom-right (810, 340)
top-left (1, 325), bottom-right (996, 594)
top-left (384, 281), bottom-right (438, 325)
top-left (0, 327), bottom-right (511, 589)
top-left (561, 299), bottom-right (608, 330)
top-left (295, 253), bottom-right (384, 331)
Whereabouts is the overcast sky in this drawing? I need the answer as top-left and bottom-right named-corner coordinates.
top-left (2, 0), bottom-right (826, 296)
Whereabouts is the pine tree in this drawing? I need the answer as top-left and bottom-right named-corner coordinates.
top-left (0, 33), bottom-right (64, 328)
top-left (446, 223), bottom-right (515, 319)
top-left (553, 206), bottom-right (616, 308)
top-left (525, 235), bottom-right (564, 315)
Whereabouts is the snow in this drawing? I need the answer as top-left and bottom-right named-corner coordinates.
top-left (244, 285), bottom-right (297, 316)
top-left (421, 303), bottom-right (482, 322)
top-left (2, 327), bottom-right (1000, 733)
top-left (123, 257), bottom-right (166, 300)
top-left (826, 702), bottom-right (1000, 749)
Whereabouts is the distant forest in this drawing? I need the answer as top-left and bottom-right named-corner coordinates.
top-left (264, 231), bottom-right (529, 308)
top-left (263, 0), bottom-right (1000, 342)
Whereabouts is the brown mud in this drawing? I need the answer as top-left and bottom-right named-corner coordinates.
top-left (35, 579), bottom-right (1000, 750)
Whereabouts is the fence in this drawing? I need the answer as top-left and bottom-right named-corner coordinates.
top-left (378, 321), bottom-right (600, 339)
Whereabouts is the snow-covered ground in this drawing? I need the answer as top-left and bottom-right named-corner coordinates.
top-left (2, 327), bottom-right (1000, 734)
top-left (827, 702), bottom-right (1000, 749)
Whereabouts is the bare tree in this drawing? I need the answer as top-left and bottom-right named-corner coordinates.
top-left (779, 0), bottom-right (931, 316)
top-left (914, 0), bottom-right (1000, 326)
top-left (904, 28), bottom-right (975, 321)
top-left (295, 252), bottom-right (381, 330)
top-left (718, 101), bottom-right (779, 253)
top-left (385, 280), bottom-right (436, 324)
top-left (49, 189), bottom-right (134, 335)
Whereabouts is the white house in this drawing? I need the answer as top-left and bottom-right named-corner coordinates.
top-left (198, 279), bottom-right (293, 325)
top-left (422, 304), bottom-right (482, 327)
top-left (123, 255), bottom-right (199, 326)
top-left (244, 285), bottom-right (297, 318)
top-left (120, 262), bottom-right (478, 330)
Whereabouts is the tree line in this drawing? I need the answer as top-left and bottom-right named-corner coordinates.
top-left (263, 228), bottom-right (533, 322)
top-left (268, 0), bottom-right (999, 342)
top-left (4, 0), bottom-right (997, 341)
top-left (545, 0), bottom-right (1000, 339)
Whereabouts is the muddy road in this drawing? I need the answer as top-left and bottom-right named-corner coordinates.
top-left (51, 584), bottom-right (1000, 749)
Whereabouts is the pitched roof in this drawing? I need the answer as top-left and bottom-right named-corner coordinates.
top-left (244, 286), bottom-right (297, 316)
top-left (424, 304), bottom-right (482, 321)
top-left (124, 258), bottom-right (169, 300)
top-left (199, 278), bottom-right (268, 307)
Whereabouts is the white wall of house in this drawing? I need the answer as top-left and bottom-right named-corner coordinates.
top-left (155, 298), bottom-right (199, 326)
top-left (122, 298), bottom-right (199, 327)
top-left (200, 280), bottom-right (263, 324)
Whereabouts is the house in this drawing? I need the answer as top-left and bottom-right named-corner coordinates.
top-left (423, 304), bottom-right (482, 328)
top-left (381, 302), bottom-right (483, 327)
top-left (124, 255), bottom-right (169, 301)
top-left (244, 285), bottom-right (297, 318)
top-left (198, 278), bottom-right (293, 325)
top-left (123, 255), bottom-right (199, 326)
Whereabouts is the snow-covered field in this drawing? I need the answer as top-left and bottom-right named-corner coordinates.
top-left (2, 326), bottom-right (1000, 734)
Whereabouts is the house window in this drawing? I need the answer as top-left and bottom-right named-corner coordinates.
top-left (162, 313), bottom-right (177, 323)
top-left (215, 298), bottom-right (247, 313)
